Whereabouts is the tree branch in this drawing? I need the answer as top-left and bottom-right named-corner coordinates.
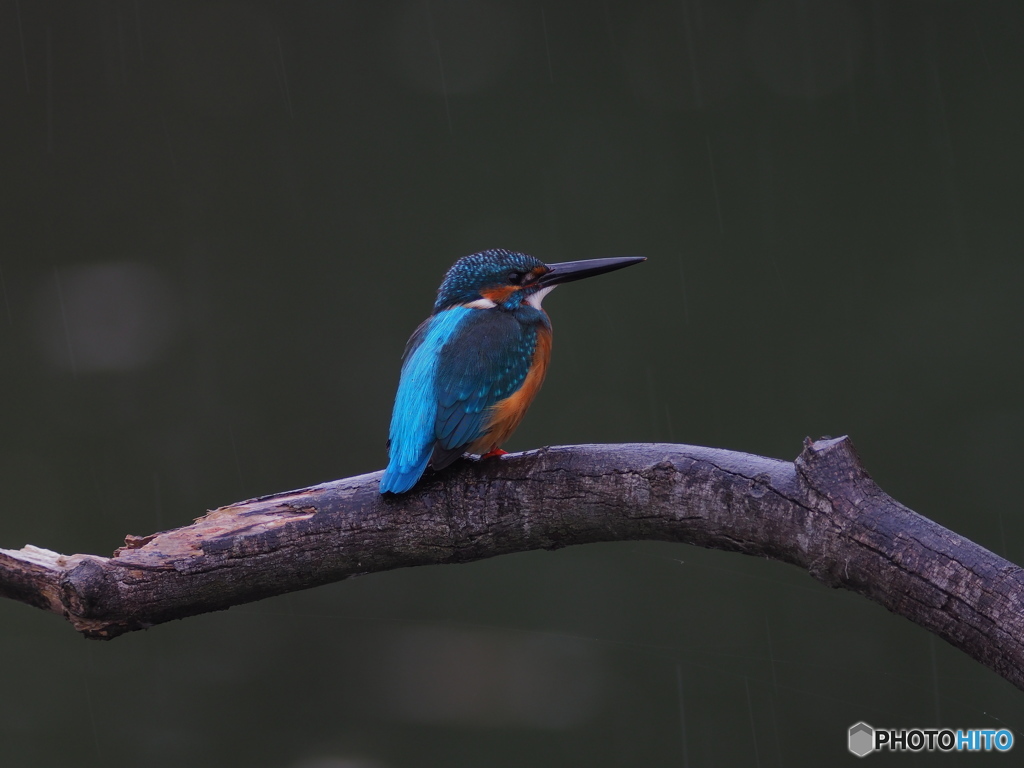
top-left (2, 437), bottom-right (1023, 691)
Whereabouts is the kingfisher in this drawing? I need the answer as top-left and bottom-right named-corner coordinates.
top-left (380, 248), bottom-right (645, 494)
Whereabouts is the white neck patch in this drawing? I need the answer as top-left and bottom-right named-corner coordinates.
top-left (525, 285), bottom-right (556, 310)
top-left (464, 297), bottom-right (497, 309)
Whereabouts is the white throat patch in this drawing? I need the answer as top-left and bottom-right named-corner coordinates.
top-left (525, 285), bottom-right (556, 310)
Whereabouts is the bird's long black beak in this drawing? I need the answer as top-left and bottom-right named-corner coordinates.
top-left (538, 256), bottom-right (646, 286)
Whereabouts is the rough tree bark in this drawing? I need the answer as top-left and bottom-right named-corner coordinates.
top-left (2, 437), bottom-right (1023, 691)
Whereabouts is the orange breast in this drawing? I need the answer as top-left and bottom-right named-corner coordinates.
top-left (469, 325), bottom-right (552, 455)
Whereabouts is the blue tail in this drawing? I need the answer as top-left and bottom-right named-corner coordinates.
top-left (380, 452), bottom-right (431, 494)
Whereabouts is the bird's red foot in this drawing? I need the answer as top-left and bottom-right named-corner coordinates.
top-left (480, 448), bottom-right (509, 459)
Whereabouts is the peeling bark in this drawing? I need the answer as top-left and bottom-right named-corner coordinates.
top-left (2, 437), bottom-right (1023, 691)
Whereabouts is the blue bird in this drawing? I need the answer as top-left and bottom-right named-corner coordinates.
top-left (380, 249), bottom-right (645, 494)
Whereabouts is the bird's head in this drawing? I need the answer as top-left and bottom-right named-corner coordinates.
top-left (434, 248), bottom-right (645, 313)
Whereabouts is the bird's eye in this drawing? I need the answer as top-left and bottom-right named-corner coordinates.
top-left (507, 271), bottom-right (524, 285)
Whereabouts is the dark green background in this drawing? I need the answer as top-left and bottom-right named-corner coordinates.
top-left (2, 1), bottom-right (1022, 766)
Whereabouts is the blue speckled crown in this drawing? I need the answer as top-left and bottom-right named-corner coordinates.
top-left (434, 249), bottom-right (545, 312)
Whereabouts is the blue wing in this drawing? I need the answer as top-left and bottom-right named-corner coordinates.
top-left (431, 310), bottom-right (537, 469)
top-left (380, 308), bottom-right (538, 493)
top-left (380, 308), bottom-right (471, 494)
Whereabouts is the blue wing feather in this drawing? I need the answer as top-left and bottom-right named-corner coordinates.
top-left (380, 307), bottom-right (542, 493)
top-left (434, 311), bottom-right (537, 453)
top-left (380, 307), bottom-right (474, 493)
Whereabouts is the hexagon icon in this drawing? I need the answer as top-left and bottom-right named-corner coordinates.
top-left (849, 722), bottom-right (875, 757)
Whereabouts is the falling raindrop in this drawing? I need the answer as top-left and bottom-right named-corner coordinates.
top-left (16, 0), bottom-right (30, 92)
top-left (676, 664), bottom-right (690, 768)
top-left (51, 266), bottom-right (78, 377)
top-left (706, 135), bottom-right (724, 235)
top-left (134, 0), bottom-right (145, 63)
top-left (0, 263), bottom-right (12, 325)
top-left (276, 36), bottom-right (294, 118)
top-left (745, 677), bottom-right (762, 768)
top-left (540, 7), bottom-right (555, 84)
top-left (424, 1), bottom-right (454, 135)
top-left (46, 26), bottom-right (53, 153)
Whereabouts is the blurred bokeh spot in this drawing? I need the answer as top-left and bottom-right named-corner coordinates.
top-left (382, 626), bottom-right (604, 728)
top-left (33, 262), bottom-right (177, 373)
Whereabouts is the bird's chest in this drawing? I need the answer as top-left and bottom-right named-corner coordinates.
top-left (468, 319), bottom-right (551, 451)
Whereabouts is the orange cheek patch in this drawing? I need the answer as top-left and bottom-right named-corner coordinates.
top-left (481, 285), bottom-right (518, 304)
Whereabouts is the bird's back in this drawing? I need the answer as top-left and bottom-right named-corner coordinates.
top-left (380, 305), bottom-right (549, 494)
